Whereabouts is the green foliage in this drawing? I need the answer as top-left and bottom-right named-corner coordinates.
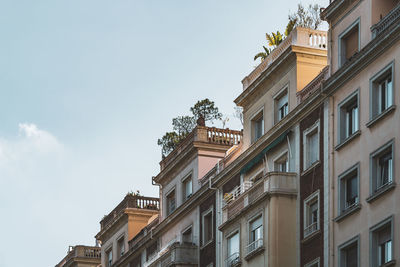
top-left (158, 99), bottom-right (222, 157)
top-left (288, 4), bottom-right (322, 30)
top-left (190, 98), bottom-right (222, 122)
top-left (254, 3), bottom-right (322, 62)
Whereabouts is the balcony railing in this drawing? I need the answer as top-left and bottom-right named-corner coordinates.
top-left (100, 194), bottom-right (160, 230)
top-left (247, 238), bottom-right (263, 255)
top-left (223, 181), bottom-right (253, 206)
top-left (222, 172), bottom-right (297, 223)
top-left (242, 27), bottom-right (327, 91)
top-left (225, 252), bottom-right (240, 267)
top-left (160, 126), bottom-right (242, 171)
top-left (56, 246), bottom-right (101, 267)
top-left (304, 222), bottom-right (318, 237)
top-left (371, 3), bottom-right (400, 38)
top-left (144, 241), bottom-right (198, 267)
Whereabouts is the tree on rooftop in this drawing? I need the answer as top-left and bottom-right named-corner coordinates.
top-left (172, 116), bottom-right (196, 137)
top-left (190, 98), bottom-right (222, 123)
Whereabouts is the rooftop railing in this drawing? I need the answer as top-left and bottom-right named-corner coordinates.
top-left (222, 172), bottom-right (297, 223)
top-left (160, 126), bottom-right (242, 171)
top-left (242, 27), bottom-right (327, 91)
top-left (55, 246), bottom-right (101, 267)
top-left (100, 194), bottom-right (159, 230)
top-left (371, 3), bottom-right (400, 38)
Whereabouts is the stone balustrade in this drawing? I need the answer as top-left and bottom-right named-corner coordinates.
top-left (100, 194), bottom-right (160, 230)
top-left (371, 3), bottom-right (400, 38)
top-left (55, 246), bottom-right (101, 267)
top-left (241, 27), bottom-right (327, 91)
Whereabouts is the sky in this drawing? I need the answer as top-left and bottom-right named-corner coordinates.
top-left (0, 0), bottom-right (328, 266)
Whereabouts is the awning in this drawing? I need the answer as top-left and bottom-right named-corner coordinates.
top-left (240, 130), bottom-right (290, 175)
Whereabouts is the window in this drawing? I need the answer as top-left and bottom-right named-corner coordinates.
top-left (338, 90), bottom-right (359, 144)
top-left (183, 175), bottom-right (193, 201)
top-left (106, 248), bottom-right (112, 267)
top-left (338, 164), bottom-right (359, 215)
top-left (370, 63), bottom-right (394, 120)
top-left (339, 19), bottom-right (360, 67)
top-left (226, 232), bottom-right (240, 267)
top-left (304, 191), bottom-right (319, 237)
top-left (166, 189), bottom-right (176, 216)
top-left (370, 140), bottom-right (394, 195)
top-left (303, 122), bottom-right (319, 170)
top-left (338, 236), bottom-right (359, 267)
top-left (117, 237), bottom-right (125, 258)
top-left (248, 215), bottom-right (263, 254)
top-left (182, 226), bottom-right (193, 244)
top-left (146, 242), bottom-right (157, 261)
top-left (304, 258), bottom-right (320, 267)
top-left (275, 88), bottom-right (288, 123)
top-left (370, 217), bottom-right (393, 267)
top-left (251, 109), bottom-right (264, 143)
top-left (274, 152), bottom-right (289, 172)
top-left (202, 208), bottom-right (213, 246)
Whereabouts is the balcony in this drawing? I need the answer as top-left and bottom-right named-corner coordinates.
top-left (241, 27), bottom-right (327, 91)
top-left (145, 242), bottom-right (198, 267)
top-left (100, 194), bottom-right (160, 230)
top-left (246, 238), bottom-right (264, 258)
top-left (222, 172), bottom-right (297, 224)
top-left (160, 126), bottom-right (243, 171)
top-left (225, 252), bottom-right (240, 267)
top-left (371, 3), bottom-right (400, 38)
top-left (55, 246), bottom-right (101, 267)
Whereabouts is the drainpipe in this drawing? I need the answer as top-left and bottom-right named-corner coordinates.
top-left (152, 176), bottom-right (162, 220)
top-left (329, 95), bottom-right (335, 267)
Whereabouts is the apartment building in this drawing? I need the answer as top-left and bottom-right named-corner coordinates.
top-left (55, 245), bottom-right (101, 267)
top-left (321, 0), bottom-right (400, 266)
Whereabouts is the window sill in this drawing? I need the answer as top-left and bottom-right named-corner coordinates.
top-left (200, 239), bottom-right (214, 250)
top-left (245, 246), bottom-right (265, 261)
top-left (366, 182), bottom-right (396, 203)
top-left (301, 161), bottom-right (321, 176)
top-left (302, 229), bottom-right (321, 243)
top-left (335, 130), bottom-right (361, 151)
top-left (334, 203), bottom-right (361, 222)
top-left (380, 260), bottom-right (396, 267)
top-left (366, 105), bottom-right (396, 128)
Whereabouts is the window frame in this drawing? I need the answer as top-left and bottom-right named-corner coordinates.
top-left (202, 206), bottom-right (214, 247)
top-left (225, 229), bottom-right (240, 265)
top-left (303, 120), bottom-right (320, 171)
top-left (337, 89), bottom-right (360, 147)
top-left (369, 139), bottom-right (395, 200)
top-left (338, 163), bottom-right (360, 216)
top-left (166, 187), bottom-right (176, 216)
top-left (369, 215), bottom-right (394, 267)
top-left (338, 18), bottom-right (361, 67)
top-left (250, 107), bottom-right (264, 143)
top-left (105, 246), bottom-right (113, 267)
top-left (303, 190), bottom-right (320, 238)
top-left (274, 85), bottom-right (289, 124)
top-left (273, 150), bottom-right (289, 172)
top-left (182, 173), bottom-right (193, 202)
top-left (182, 224), bottom-right (193, 244)
top-left (117, 234), bottom-right (125, 258)
top-left (304, 257), bottom-right (320, 267)
top-left (338, 235), bottom-right (360, 267)
top-left (368, 61), bottom-right (395, 125)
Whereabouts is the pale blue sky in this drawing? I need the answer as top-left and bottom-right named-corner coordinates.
top-left (0, 1), bottom-right (328, 266)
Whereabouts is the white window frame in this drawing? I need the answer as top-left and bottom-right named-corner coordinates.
top-left (250, 107), bottom-right (264, 143)
top-left (273, 149), bottom-right (289, 172)
top-left (247, 213), bottom-right (263, 255)
top-left (304, 257), bottom-right (320, 267)
top-left (303, 190), bottom-right (320, 238)
top-left (225, 229), bottom-right (240, 267)
top-left (202, 206), bottom-right (214, 247)
top-left (303, 120), bottom-right (320, 171)
top-left (337, 89), bottom-right (360, 145)
top-left (338, 163), bottom-right (360, 215)
top-left (369, 61), bottom-right (395, 122)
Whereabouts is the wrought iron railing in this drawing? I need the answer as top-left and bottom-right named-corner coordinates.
top-left (225, 252), bottom-right (240, 267)
top-left (247, 238), bottom-right (263, 255)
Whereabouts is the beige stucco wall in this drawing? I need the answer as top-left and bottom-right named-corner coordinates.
top-left (242, 64), bottom-right (297, 150)
top-left (330, 40), bottom-right (400, 266)
top-left (101, 222), bottom-right (129, 267)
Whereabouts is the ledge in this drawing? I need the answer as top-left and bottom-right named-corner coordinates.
top-left (366, 105), bottom-right (396, 128)
top-left (244, 246), bottom-right (265, 261)
top-left (301, 229), bottom-right (321, 244)
top-left (301, 161), bottom-right (321, 176)
top-left (334, 203), bottom-right (361, 222)
top-left (380, 260), bottom-right (396, 267)
top-left (335, 130), bottom-right (361, 151)
top-left (366, 182), bottom-right (396, 203)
